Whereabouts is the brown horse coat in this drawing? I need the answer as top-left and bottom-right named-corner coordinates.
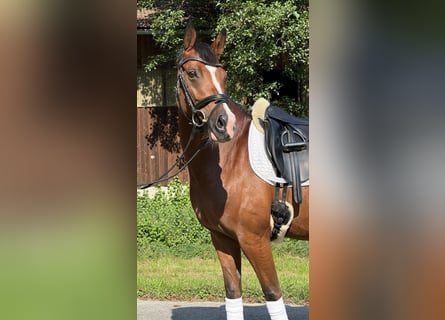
top-left (176, 23), bottom-right (309, 302)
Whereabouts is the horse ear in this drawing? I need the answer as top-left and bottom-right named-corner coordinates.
top-left (211, 28), bottom-right (226, 57)
top-left (183, 21), bottom-right (197, 52)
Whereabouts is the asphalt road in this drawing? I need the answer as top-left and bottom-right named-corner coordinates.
top-left (137, 299), bottom-right (309, 320)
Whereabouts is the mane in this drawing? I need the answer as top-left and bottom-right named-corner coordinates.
top-left (235, 102), bottom-right (252, 118)
top-left (177, 42), bottom-right (219, 65)
top-left (228, 100), bottom-right (252, 129)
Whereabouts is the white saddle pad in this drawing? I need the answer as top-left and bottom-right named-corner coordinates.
top-left (248, 122), bottom-right (309, 187)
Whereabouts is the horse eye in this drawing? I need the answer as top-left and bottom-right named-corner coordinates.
top-left (187, 70), bottom-right (198, 79)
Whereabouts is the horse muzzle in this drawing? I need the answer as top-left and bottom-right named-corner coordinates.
top-left (208, 103), bottom-right (237, 142)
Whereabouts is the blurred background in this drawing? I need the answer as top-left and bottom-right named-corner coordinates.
top-left (0, 0), bottom-right (444, 319)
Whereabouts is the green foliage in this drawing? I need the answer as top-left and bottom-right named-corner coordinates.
top-left (216, 0), bottom-right (309, 115)
top-left (137, 178), bottom-right (211, 258)
top-left (149, 9), bottom-right (184, 50)
top-left (137, 177), bottom-right (309, 260)
top-left (143, 8), bottom-right (185, 72)
top-left (137, 0), bottom-right (154, 8)
top-left (139, 0), bottom-right (309, 116)
top-left (140, 1), bottom-right (219, 72)
top-left (272, 238), bottom-right (309, 257)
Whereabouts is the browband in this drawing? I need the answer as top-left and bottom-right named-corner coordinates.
top-left (178, 56), bottom-right (223, 68)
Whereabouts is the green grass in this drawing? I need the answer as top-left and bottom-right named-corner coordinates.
top-left (137, 243), bottom-right (309, 305)
top-left (137, 179), bottom-right (309, 305)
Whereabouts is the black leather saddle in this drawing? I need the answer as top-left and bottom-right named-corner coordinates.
top-left (261, 105), bottom-right (309, 204)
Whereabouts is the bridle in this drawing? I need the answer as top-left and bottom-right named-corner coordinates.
top-left (137, 55), bottom-right (231, 189)
top-left (176, 56), bottom-right (230, 128)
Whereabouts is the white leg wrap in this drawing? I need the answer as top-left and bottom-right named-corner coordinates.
top-left (225, 297), bottom-right (244, 320)
top-left (266, 297), bottom-right (289, 320)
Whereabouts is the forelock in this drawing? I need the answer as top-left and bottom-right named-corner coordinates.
top-left (193, 42), bottom-right (219, 64)
top-left (177, 42), bottom-right (219, 65)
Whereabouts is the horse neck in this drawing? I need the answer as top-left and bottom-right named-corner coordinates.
top-left (177, 102), bottom-right (251, 180)
top-left (223, 102), bottom-right (251, 149)
top-left (218, 104), bottom-right (251, 161)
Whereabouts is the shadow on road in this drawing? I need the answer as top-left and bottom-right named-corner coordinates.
top-left (171, 304), bottom-right (309, 320)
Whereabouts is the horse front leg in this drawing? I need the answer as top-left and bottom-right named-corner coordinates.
top-left (240, 235), bottom-right (289, 320)
top-left (211, 231), bottom-right (244, 320)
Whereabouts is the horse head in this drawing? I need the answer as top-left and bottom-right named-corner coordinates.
top-left (177, 23), bottom-right (237, 142)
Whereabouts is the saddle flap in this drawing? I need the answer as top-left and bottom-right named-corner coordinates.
top-left (263, 117), bottom-right (285, 177)
top-left (263, 105), bottom-right (309, 204)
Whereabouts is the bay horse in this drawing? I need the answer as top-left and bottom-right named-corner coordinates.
top-left (176, 23), bottom-right (309, 320)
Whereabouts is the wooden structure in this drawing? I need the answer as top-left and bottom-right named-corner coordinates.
top-left (137, 106), bottom-right (189, 186)
top-left (137, 10), bottom-right (189, 186)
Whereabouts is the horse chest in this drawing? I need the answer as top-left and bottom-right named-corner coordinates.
top-left (190, 180), bottom-right (239, 233)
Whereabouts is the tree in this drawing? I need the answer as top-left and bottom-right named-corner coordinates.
top-left (216, 0), bottom-right (308, 116)
top-left (138, 0), bottom-right (309, 116)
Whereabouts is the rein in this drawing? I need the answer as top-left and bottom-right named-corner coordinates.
top-left (137, 125), bottom-right (202, 189)
top-left (137, 55), bottom-right (229, 189)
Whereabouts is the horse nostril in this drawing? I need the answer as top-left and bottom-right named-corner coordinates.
top-left (216, 114), bottom-right (227, 132)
